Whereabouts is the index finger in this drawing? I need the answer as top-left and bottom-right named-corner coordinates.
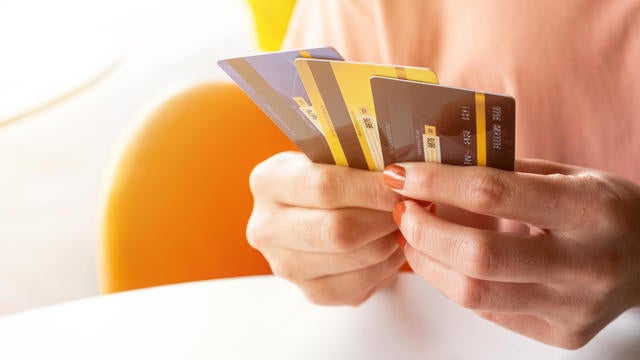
top-left (250, 152), bottom-right (402, 211)
top-left (383, 161), bottom-right (581, 229)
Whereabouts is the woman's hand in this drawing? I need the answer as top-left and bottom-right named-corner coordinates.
top-left (247, 152), bottom-right (405, 306)
top-left (385, 158), bottom-right (640, 349)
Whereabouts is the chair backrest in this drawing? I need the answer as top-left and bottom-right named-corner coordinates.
top-left (100, 82), bottom-right (296, 293)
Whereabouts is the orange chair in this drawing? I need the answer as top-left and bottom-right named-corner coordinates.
top-left (100, 83), bottom-right (296, 293)
top-left (100, 1), bottom-right (302, 293)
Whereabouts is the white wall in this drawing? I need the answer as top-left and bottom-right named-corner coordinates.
top-left (0, 0), bottom-right (255, 315)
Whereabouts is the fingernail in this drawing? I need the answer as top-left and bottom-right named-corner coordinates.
top-left (395, 231), bottom-right (406, 250)
top-left (392, 201), bottom-right (406, 225)
top-left (383, 164), bottom-right (406, 190)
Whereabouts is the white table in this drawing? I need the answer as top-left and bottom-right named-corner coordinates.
top-left (0, 274), bottom-right (638, 359)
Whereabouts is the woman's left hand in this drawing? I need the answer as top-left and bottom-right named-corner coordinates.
top-left (384, 158), bottom-right (640, 349)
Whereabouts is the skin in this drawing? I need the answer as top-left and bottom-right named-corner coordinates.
top-left (247, 152), bottom-right (404, 306)
top-left (246, 151), bottom-right (640, 349)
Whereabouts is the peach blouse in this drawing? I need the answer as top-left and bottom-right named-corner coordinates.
top-left (284, 0), bottom-right (640, 182)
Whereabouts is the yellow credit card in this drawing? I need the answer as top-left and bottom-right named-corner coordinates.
top-left (295, 58), bottom-right (349, 167)
top-left (295, 59), bottom-right (438, 170)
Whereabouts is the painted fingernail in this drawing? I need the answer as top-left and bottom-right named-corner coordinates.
top-left (395, 231), bottom-right (406, 250)
top-left (383, 164), bottom-right (406, 190)
top-left (392, 201), bottom-right (406, 225)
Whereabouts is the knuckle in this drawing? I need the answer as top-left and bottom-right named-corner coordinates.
top-left (548, 173), bottom-right (575, 189)
top-left (370, 238), bottom-right (398, 263)
top-left (458, 233), bottom-right (495, 278)
top-left (372, 181), bottom-right (403, 211)
top-left (546, 174), bottom-right (574, 210)
top-left (249, 152), bottom-right (311, 198)
top-left (345, 289), bottom-right (375, 307)
top-left (555, 330), bottom-right (593, 350)
top-left (597, 189), bottom-right (624, 217)
top-left (404, 219), bottom-right (431, 250)
top-left (270, 261), bottom-right (299, 281)
top-left (587, 247), bottom-right (629, 292)
top-left (302, 281), bottom-right (340, 306)
top-left (301, 273), bottom-right (378, 307)
top-left (575, 174), bottom-right (623, 227)
top-left (348, 241), bottom-right (392, 269)
top-left (413, 167), bottom-right (438, 193)
top-left (320, 213), bottom-right (355, 252)
top-left (309, 169), bottom-right (341, 208)
top-left (248, 157), bottom-right (277, 194)
top-left (556, 294), bottom-right (604, 330)
top-left (553, 300), bottom-right (600, 349)
top-left (245, 212), bottom-right (267, 249)
top-left (453, 278), bottom-right (485, 309)
top-left (304, 287), bottom-right (369, 307)
top-left (343, 251), bottom-right (372, 270)
top-left (577, 300), bottom-right (606, 324)
top-left (466, 172), bottom-right (507, 211)
top-left (578, 173), bottom-right (611, 196)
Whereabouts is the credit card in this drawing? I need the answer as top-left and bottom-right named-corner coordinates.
top-left (371, 77), bottom-right (515, 170)
top-left (217, 47), bottom-right (343, 164)
top-left (295, 59), bottom-right (438, 170)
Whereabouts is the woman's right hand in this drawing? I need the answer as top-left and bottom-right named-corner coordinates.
top-left (247, 152), bottom-right (406, 306)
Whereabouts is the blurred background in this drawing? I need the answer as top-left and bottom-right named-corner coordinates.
top-left (0, 0), bottom-right (266, 315)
